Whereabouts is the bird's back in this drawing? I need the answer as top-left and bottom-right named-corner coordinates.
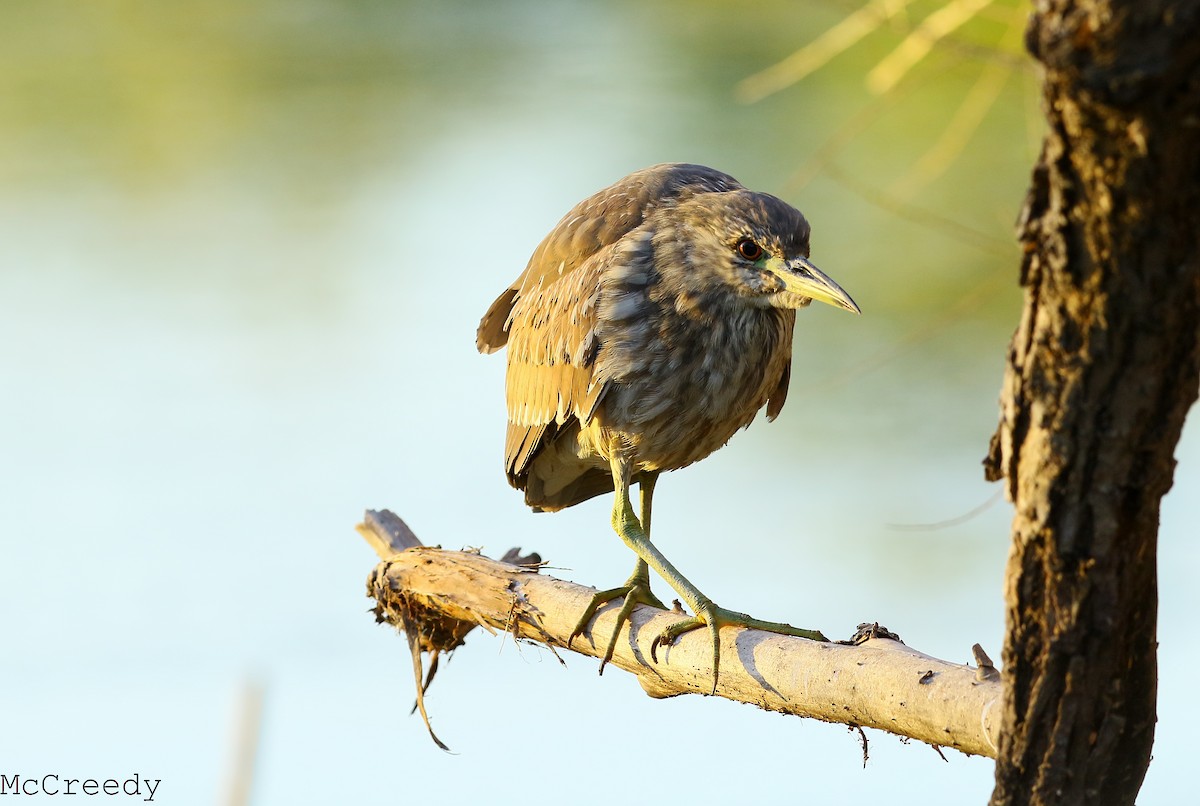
top-left (476, 164), bottom-right (742, 354)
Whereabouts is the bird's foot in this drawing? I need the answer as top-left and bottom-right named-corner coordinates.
top-left (650, 603), bottom-right (828, 694)
top-left (568, 575), bottom-right (666, 675)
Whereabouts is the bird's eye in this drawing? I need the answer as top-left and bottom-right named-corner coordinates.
top-left (735, 238), bottom-right (764, 261)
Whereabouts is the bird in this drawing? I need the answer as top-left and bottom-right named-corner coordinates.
top-left (476, 163), bottom-right (859, 688)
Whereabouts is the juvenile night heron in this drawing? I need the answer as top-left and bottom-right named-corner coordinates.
top-left (477, 163), bottom-right (859, 684)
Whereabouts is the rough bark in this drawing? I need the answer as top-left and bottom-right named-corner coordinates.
top-left (359, 510), bottom-right (1004, 758)
top-left (984, 2), bottom-right (1200, 803)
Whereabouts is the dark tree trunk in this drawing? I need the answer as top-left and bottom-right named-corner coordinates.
top-left (984, 2), bottom-right (1200, 803)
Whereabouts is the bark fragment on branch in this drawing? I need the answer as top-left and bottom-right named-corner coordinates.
top-left (360, 509), bottom-right (1002, 759)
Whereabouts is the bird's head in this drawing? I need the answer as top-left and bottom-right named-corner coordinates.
top-left (656, 190), bottom-right (860, 315)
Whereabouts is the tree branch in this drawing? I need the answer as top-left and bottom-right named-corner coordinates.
top-left (360, 509), bottom-right (1003, 758)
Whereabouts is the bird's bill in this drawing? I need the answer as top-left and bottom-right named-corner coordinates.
top-left (771, 255), bottom-right (861, 314)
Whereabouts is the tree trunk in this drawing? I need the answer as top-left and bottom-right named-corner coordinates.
top-left (984, 2), bottom-right (1200, 804)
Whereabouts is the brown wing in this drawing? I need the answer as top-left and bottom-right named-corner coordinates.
top-left (501, 241), bottom-right (611, 480)
top-left (765, 309), bottom-right (797, 420)
top-left (476, 164), bottom-right (745, 487)
top-left (766, 358), bottom-right (791, 421)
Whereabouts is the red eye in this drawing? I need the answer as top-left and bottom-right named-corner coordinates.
top-left (736, 238), bottom-right (763, 261)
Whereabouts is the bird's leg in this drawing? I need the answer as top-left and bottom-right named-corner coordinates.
top-left (603, 455), bottom-right (828, 694)
top-left (626, 471), bottom-right (667, 606)
top-left (638, 471), bottom-right (657, 540)
top-left (568, 472), bottom-right (666, 673)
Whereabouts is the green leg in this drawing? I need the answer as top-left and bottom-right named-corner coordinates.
top-left (604, 454), bottom-right (827, 694)
top-left (568, 472), bottom-right (666, 674)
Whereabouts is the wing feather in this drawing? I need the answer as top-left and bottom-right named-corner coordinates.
top-left (503, 246), bottom-right (610, 478)
top-left (766, 358), bottom-right (791, 421)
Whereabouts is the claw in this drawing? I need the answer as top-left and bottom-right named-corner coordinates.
top-left (649, 605), bottom-right (828, 694)
top-left (568, 568), bottom-right (665, 674)
top-left (599, 594), bottom-right (643, 674)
